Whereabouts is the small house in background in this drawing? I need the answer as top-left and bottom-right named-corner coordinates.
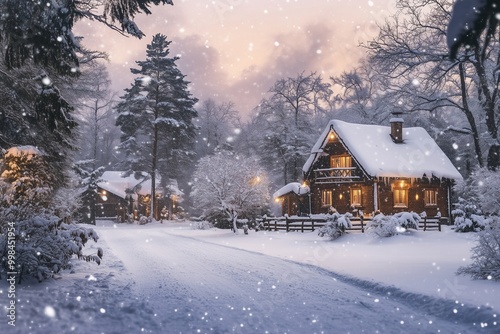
top-left (96, 171), bottom-right (157, 219)
top-left (274, 119), bottom-right (463, 219)
top-left (273, 182), bottom-right (310, 216)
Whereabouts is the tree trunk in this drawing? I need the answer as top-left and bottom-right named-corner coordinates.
top-left (459, 63), bottom-right (484, 167)
top-left (473, 48), bottom-right (498, 140)
top-left (226, 209), bottom-right (239, 234)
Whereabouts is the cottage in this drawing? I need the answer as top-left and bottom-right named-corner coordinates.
top-left (96, 171), bottom-right (157, 219)
top-left (274, 119), bottom-right (463, 219)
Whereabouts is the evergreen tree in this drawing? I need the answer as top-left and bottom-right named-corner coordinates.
top-left (116, 33), bottom-right (198, 218)
top-left (0, 147), bottom-right (102, 283)
top-left (73, 160), bottom-right (105, 225)
top-left (0, 0), bottom-right (173, 75)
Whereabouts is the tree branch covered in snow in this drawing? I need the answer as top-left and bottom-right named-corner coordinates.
top-left (0, 0), bottom-right (173, 75)
top-left (191, 151), bottom-right (270, 234)
top-left (457, 219), bottom-right (500, 281)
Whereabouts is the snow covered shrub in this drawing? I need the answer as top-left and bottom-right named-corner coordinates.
top-left (366, 212), bottom-right (420, 238)
top-left (453, 167), bottom-right (500, 216)
top-left (0, 147), bottom-right (102, 282)
top-left (457, 218), bottom-right (500, 280)
top-left (317, 209), bottom-right (352, 240)
top-left (366, 213), bottom-right (400, 238)
top-left (13, 215), bottom-right (102, 282)
top-left (191, 221), bottom-right (213, 230)
top-left (452, 197), bottom-right (487, 232)
top-left (394, 211), bottom-right (420, 230)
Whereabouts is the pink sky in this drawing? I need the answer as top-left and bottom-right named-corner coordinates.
top-left (75, 0), bottom-right (396, 117)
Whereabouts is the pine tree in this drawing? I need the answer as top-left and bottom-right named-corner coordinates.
top-left (0, 0), bottom-right (173, 75)
top-left (116, 33), bottom-right (198, 218)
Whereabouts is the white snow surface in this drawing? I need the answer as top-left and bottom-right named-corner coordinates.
top-left (304, 120), bottom-right (463, 180)
top-left (273, 182), bottom-right (310, 199)
top-left (2, 220), bottom-right (498, 333)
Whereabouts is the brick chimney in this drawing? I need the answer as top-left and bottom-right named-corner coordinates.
top-left (390, 116), bottom-right (404, 143)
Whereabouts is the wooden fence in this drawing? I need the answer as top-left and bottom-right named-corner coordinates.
top-left (259, 216), bottom-right (446, 233)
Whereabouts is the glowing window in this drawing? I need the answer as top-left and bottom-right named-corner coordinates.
top-left (351, 188), bottom-right (362, 207)
top-left (424, 190), bottom-right (438, 206)
top-left (330, 156), bottom-right (351, 168)
top-left (322, 190), bottom-right (333, 206)
top-left (393, 189), bottom-right (408, 208)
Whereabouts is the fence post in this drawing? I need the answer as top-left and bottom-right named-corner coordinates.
top-left (360, 216), bottom-right (364, 233)
top-left (438, 218), bottom-right (442, 232)
top-left (423, 216), bottom-right (427, 231)
top-left (301, 220), bottom-right (304, 233)
top-left (286, 216), bottom-right (290, 232)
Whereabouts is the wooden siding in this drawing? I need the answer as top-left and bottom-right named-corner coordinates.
top-left (306, 144), bottom-right (453, 217)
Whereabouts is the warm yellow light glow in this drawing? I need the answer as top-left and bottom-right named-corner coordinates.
top-left (415, 194), bottom-right (419, 200)
top-left (339, 193), bottom-right (343, 199)
top-left (302, 182), bottom-right (307, 187)
top-left (400, 181), bottom-right (405, 188)
top-left (329, 133), bottom-right (335, 140)
top-left (102, 190), bottom-right (107, 195)
top-left (274, 198), bottom-right (281, 203)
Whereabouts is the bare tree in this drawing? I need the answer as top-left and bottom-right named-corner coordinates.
top-left (254, 72), bottom-right (332, 185)
top-left (76, 63), bottom-right (118, 168)
top-left (365, 0), bottom-right (500, 168)
top-left (196, 98), bottom-right (239, 156)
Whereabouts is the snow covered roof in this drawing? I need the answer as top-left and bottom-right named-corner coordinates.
top-left (303, 120), bottom-right (463, 180)
top-left (98, 171), bottom-right (155, 199)
top-left (273, 182), bottom-right (310, 199)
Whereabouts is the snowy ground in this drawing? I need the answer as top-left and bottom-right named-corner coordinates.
top-left (1, 220), bottom-right (499, 333)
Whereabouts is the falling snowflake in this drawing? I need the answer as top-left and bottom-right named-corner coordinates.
top-left (44, 306), bottom-right (56, 318)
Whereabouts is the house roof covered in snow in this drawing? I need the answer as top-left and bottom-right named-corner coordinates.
top-left (273, 182), bottom-right (310, 199)
top-left (98, 171), bottom-right (155, 199)
top-left (303, 120), bottom-right (463, 180)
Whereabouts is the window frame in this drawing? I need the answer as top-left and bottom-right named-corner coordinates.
top-left (321, 190), bottom-right (333, 207)
top-left (330, 155), bottom-right (352, 169)
top-left (350, 188), bottom-right (362, 207)
top-left (393, 188), bottom-right (408, 208)
top-left (424, 189), bottom-right (438, 207)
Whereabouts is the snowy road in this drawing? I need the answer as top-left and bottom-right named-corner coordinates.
top-left (98, 224), bottom-right (495, 334)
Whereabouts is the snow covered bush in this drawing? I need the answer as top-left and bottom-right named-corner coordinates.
top-left (317, 209), bottom-right (352, 240)
top-left (394, 211), bottom-right (420, 230)
top-left (452, 197), bottom-right (487, 232)
top-left (191, 221), bottom-right (213, 230)
top-left (12, 216), bottom-right (102, 282)
top-left (454, 168), bottom-right (500, 216)
top-left (0, 147), bottom-right (102, 282)
top-left (366, 214), bottom-right (400, 238)
top-left (366, 212), bottom-right (420, 238)
top-left (457, 218), bottom-right (500, 281)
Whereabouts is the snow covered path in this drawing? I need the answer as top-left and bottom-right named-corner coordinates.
top-left (97, 224), bottom-right (496, 333)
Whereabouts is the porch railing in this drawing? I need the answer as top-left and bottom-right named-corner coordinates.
top-left (313, 167), bottom-right (361, 183)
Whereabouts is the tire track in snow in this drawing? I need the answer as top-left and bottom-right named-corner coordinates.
top-left (163, 230), bottom-right (499, 333)
top-left (98, 225), bottom-right (493, 333)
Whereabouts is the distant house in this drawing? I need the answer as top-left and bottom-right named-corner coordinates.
top-left (96, 171), bottom-right (184, 220)
top-left (274, 119), bottom-right (463, 219)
